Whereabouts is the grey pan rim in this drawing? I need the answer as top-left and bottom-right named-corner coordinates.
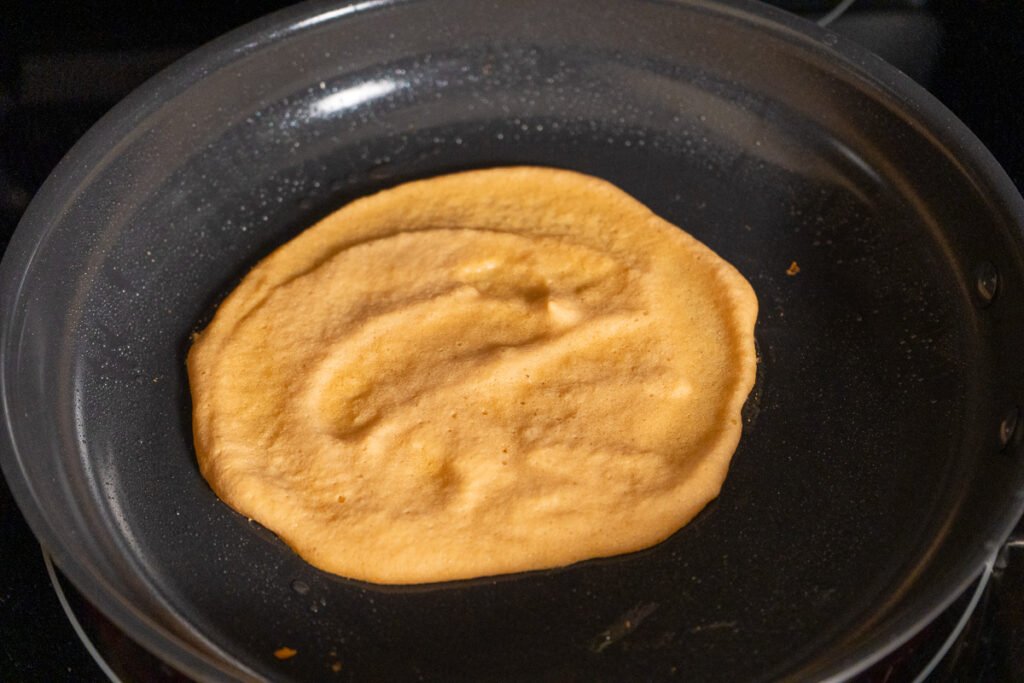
top-left (2, 0), bottom-right (1023, 681)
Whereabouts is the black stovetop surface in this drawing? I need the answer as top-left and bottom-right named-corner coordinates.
top-left (1, 1), bottom-right (1022, 681)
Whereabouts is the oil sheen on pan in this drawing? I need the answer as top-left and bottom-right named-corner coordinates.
top-left (187, 166), bottom-right (759, 584)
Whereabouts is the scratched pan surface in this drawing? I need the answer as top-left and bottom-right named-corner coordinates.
top-left (3, 0), bottom-right (1024, 681)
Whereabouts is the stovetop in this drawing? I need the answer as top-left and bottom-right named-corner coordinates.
top-left (1, 1), bottom-right (1022, 680)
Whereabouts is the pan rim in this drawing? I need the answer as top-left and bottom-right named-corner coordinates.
top-left (2, 0), bottom-right (1023, 681)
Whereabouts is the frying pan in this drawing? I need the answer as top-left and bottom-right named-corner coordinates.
top-left (2, 0), bottom-right (1023, 680)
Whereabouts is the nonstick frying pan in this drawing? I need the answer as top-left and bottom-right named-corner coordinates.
top-left (2, 0), bottom-right (1023, 680)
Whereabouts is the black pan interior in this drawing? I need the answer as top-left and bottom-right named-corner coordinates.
top-left (2, 1), bottom-right (1023, 681)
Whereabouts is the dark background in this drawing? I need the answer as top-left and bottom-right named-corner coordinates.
top-left (1, 0), bottom-right (1022, 680)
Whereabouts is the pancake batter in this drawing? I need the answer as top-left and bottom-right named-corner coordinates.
top-left (188, 167), bottom-right (758, 584)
